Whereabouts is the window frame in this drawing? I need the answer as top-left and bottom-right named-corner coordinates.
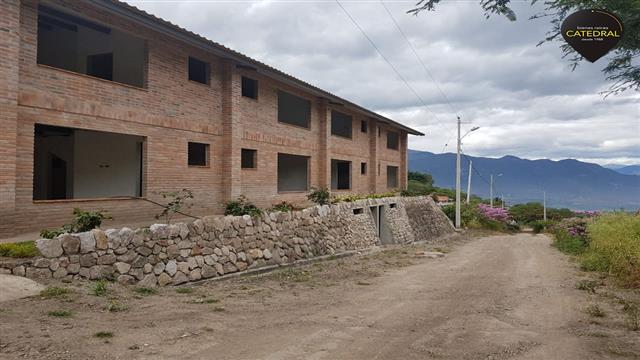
top-left (387, 165), bottom-right (399, 188)
top-left (360, 162), bottom-right (367, 175)
top-left (361, 120), bottom-right (368, 133)
top-left (386, 131), bottom-right (399, 150)
top-left (277, 90), bottom-right (311, 129)
top-left (187, 142), bottom-right (210, 167)
top-left (330, 110), bottom-right (353, 139)
top-left (241, 76), bottom-right (259, 100)
top-left (188, 56), bottom-right (210, 85)
top-left (241, 148), bottom-right (257, 169)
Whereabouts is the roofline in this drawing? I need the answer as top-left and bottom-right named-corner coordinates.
top-left (89, 0), bottom-right (425, 136)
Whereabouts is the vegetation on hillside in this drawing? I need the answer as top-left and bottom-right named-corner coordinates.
top-left (552, 212), bottom-right (640, 288)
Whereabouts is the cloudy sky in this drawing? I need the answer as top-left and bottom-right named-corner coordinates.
top-left (130, 0), bottom-right (639, 166)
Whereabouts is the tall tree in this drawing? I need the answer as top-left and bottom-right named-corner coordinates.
top-left (409, 0), bottom-right (640, 96)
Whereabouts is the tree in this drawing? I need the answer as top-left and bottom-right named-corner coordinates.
top-left (408, 171), bottom-right (434, 187)
top-left (409, 0), bottom-right (640, 96)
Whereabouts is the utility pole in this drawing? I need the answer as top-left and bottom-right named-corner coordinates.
top-left (466, 160), bottom-right (472, 204)
top-left (490, 174), bottom-right (493, 207)
top-left (543, 191), bottom-right (547, 221)
top-left (501, 194), bottom-right (504, 209)
top-left (455, 116), bottom-right (461, 229)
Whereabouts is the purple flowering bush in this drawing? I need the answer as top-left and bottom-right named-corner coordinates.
top-left (550, 217), bottom-right (593, 254)
top-left (477, 204), bottom-right (510, 222)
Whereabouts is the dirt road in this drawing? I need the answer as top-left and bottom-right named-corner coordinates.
top-left (1, 233), bottom-right (637, 359)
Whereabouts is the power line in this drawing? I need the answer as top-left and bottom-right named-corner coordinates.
top-left (377, 0), bottom-right (460, 152)
top-left (379, 0), bottom-right (460, 117)
top-left (335, 0), bottom-right (448, 142)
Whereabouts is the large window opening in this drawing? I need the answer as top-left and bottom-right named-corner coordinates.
top-left (387, 166), bottom-right (398, 189)
top-left (278, 91), bottom-right (311, 128)
top-left (387, 131), bottom-right (399, 150)
top-left (331, 159), bottom-right (351, 190)
top-left (188, 56), bottom-right (210, 85)
top-left (33, 124), bottom-right (144, 200)
top-left (37, 4), bottom-right (146, 87)
top-left (277, 153), bottom-right (309, 192)
top-left (331, 110), bottom-right (352, 139)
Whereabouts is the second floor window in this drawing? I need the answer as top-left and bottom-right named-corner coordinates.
top-left (188, 57), bottom-right (210, 85)
top-left (242, 77), bottom-right (258, 99)
top-left (278, 90), bottom-right (311, 128)
top-left (331, 110), bottom-right (352, 139)
top-left (37, 4), bottom-right (146, 88)
top-left (387, 131), bottom-right (399, 150)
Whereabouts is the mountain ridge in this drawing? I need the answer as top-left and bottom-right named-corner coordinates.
top-left (408, 149), bottom-right (640, 210)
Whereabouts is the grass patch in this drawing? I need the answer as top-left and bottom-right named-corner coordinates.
top-left (189, 297), bottom-right (219, 304)
top-left (0, 241), bottom-right (39, 258)
top-left (175, 287), bottom-right (194, 294)
top-left (212, 306), bottom-right (226, 312)
top-left (575, 280), bottom-right (599, 293)
top-left (580, 213), bottom-right (640, 287)
top-left (553, 230), bottom-right (588, 255)
top-left (90, 280), bottom-right (109, 297)
top-left (584, 304), bottom-right (606, 318)
top-left (48, 309), bottom-right (72, 317)
top-left (40, 286), bottom-right (72, 298)
top-left (133, 287), bottom-right (158, 296)
top-left (94, 331), bottom-right (114, 339)
top-left (356, 281), bottom-right (371, 286)
top-left (106, 300), bottom-right (128, 312)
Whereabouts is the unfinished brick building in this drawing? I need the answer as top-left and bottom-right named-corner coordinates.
top-left (0, 0), bottom-right (423, 238)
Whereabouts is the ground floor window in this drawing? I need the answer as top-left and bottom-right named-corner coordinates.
top-left (277, 153), bottom-right (309, 192)
top-left (331, 159), bottom-right (351, 190)
top-left (241, 148), bottom-right (257, 169)
top-left (387, 166), bottom-right (398, 189)
top-left (33, 124), bottom-right (144, 200)
top-left (188, 142), bottom-right (209, 167)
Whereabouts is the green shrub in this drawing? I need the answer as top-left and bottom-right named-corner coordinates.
top-left (307, 187), bottom-right (331, 205)
top-left (40, 208), bottom-right (110, 238)
top-left (90, 280), bottom-right (109, 296)
top-left (553, 228), bottom-right (588, 255)
top-left (94, 331), bottom-right (114, 338)
top-left (0, 241), bottom-right (39, 258)
top-left (133, 287), bottom-right (158, 296)
top-left (580, 213), bottom-right (640, 287)
top-left (269, 201), bottom-right (295, 212)
top-left (40, 228), bottom-right (66, 239)
top-left (224, 195), bottom-right (262, 216)
top-left (48, 309), bottom-right (72, 317)
top-left (40, 286), bottom-right (72, 298)
top-left (72, 208), bottom-right (110, 232)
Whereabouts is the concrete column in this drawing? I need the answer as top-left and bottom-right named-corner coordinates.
top-left (317, 98), bottom-right (331, 189)
top-left (220, 60), bottom-right (243, 202)
top-left (369, 119), bottom-right (378, 193)
top-left (0, 0), bottom-right (21, 238)
top-left (400, 131), bottom-right (408, 190)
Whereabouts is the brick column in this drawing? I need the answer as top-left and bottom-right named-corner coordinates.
top-left (369, 119), bottom-right (378, 193)
top-left (400, 131), bottom-right (408, 190)
top-left (221, 60), bottom-right (242, 202)
top-left (0, 0), bottom-right (21, 237)
top-left (317, 98), bottom-right (331, 189)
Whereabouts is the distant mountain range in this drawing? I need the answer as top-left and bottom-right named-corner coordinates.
top-left (408, 150), bottom-right (640, 210)
top-left (605, 164), bottom-right (640, 176)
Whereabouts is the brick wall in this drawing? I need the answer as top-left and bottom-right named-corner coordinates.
top-left (1, 0), bottom-right (410, 238)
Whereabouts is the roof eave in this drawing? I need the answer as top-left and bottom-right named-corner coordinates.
top-left (91, 0), bottom-right (425, 136)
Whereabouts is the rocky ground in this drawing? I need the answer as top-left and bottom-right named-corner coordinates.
top-left (0, 231), bottom-right (638, 359)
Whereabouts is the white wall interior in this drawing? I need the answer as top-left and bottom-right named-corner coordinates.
top-left (73, 129), bottom-right (143, 199)
top-left (277, 153), bottom-right (309, 192)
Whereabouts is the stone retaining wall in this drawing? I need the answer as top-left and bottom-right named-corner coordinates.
top-left (1, 196), bottom-right (454, 286)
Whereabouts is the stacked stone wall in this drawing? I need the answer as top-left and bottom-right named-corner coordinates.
top-left (1, 196), bottom-right (454, 286)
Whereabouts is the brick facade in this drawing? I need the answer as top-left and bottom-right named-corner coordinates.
top-left (0, 0), bottom-right (422, 238)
